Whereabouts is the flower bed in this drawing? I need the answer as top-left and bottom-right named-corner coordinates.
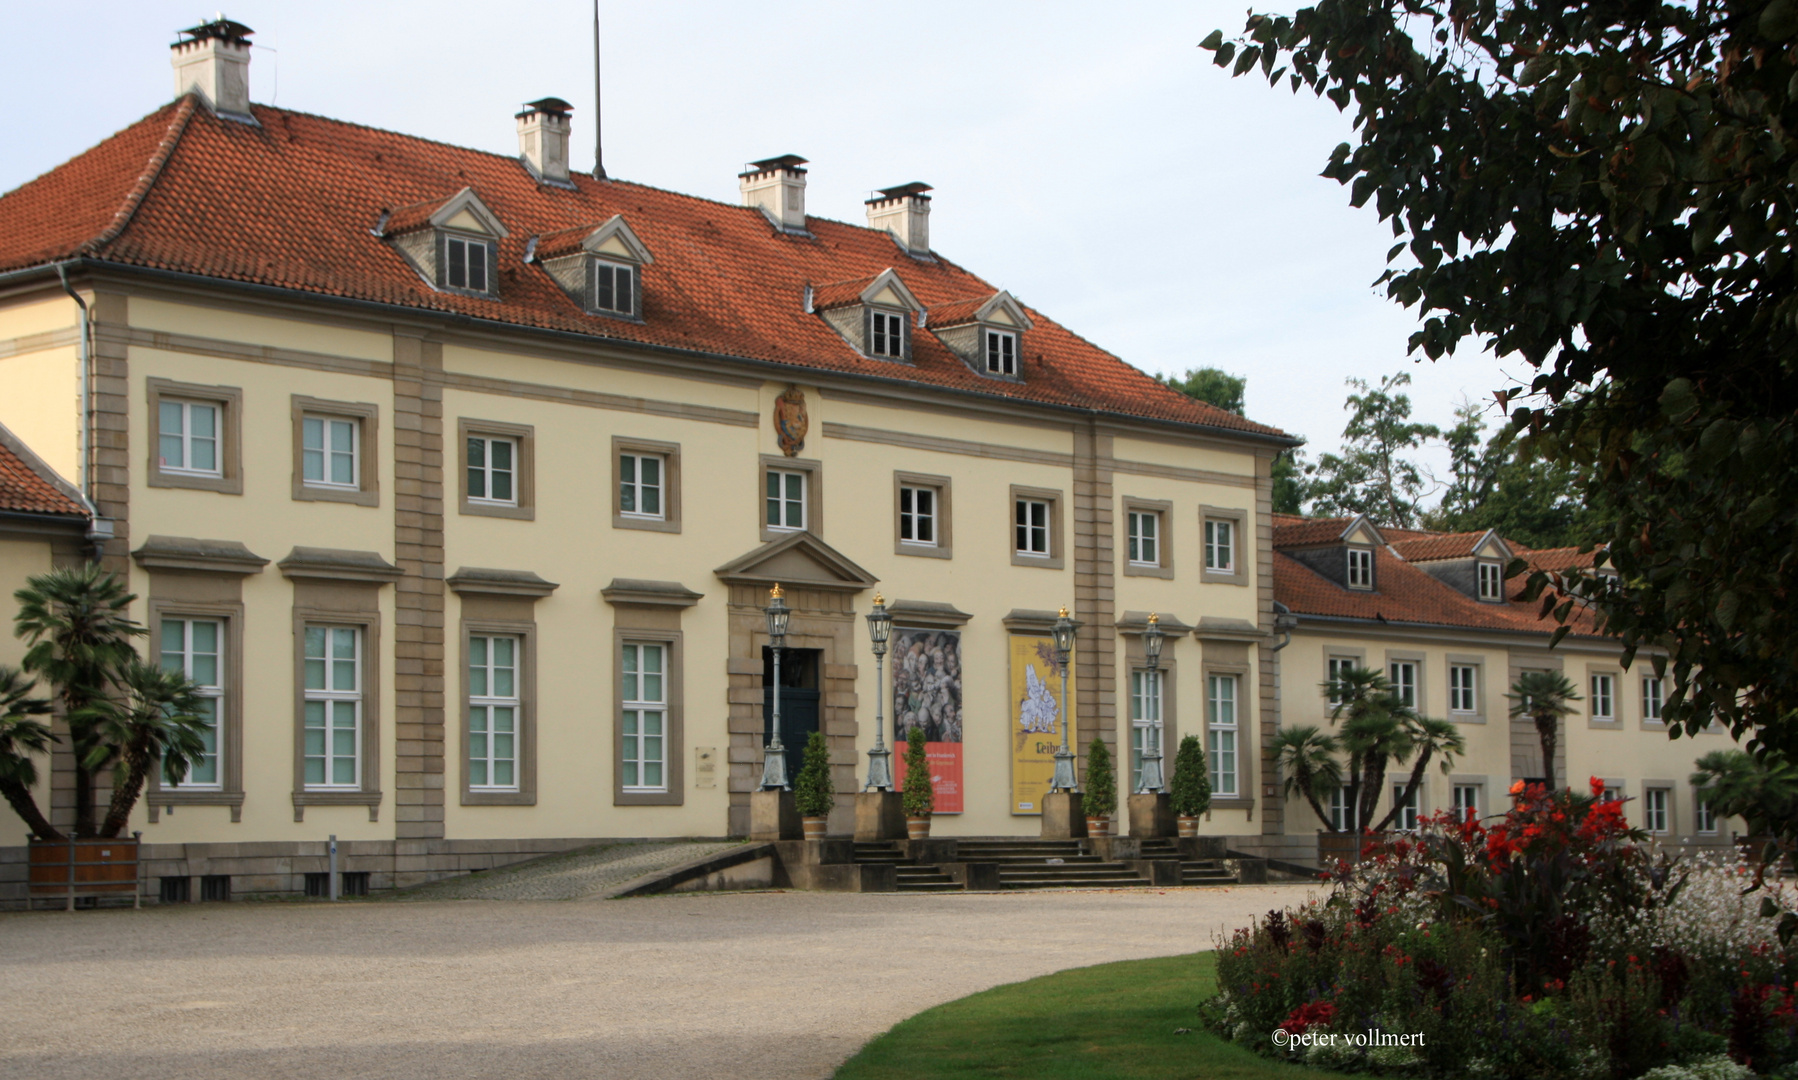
top-left (1203, 780), bottom-right (1798, 1080)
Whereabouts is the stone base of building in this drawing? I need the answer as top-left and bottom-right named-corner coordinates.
top-left (1040, 792), bottom-right (1087, 839)
top-left (853, 791), bottom-right (905, 841)
top-left (1127, 793), bottom-right (1175, 838)
top-left (749, 790), bottom-right (801, 840)
top-left (0, 837), bottom-right (680, 908)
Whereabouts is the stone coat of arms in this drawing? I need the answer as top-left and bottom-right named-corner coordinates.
top-left (774, 385), bottom-right (808, 456)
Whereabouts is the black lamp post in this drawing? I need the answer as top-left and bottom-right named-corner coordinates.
top-left (1136, 613), bottom-right (1166, 793)
top-left (864, 593), bottom-right (894, 791)
top-left (760, 584), bottom-right (791, 790)
top-left (1050, 605), bottom-right (1079, 792)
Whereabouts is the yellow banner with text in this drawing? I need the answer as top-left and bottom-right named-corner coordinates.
top-left (1010, 634), bottom-right (1073, 816)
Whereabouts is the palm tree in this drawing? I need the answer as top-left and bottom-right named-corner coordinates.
top-left (1691, 749), bottom-right (1798, 837)
top-left (0, 665), bottom-right (61, 841)
top-left (1508, 670), bottom-right (1581, 791)
top-left (1375, 715), bottom-right (1468, 831)
top-left (13, 565), bottom-right (144, 837)
top-left (1272, 725), bottom-right (1344, 830)
top-left (91, 659), bottom-right (209, 839)
top-left (1325, 665), bottom-right (1413, 831)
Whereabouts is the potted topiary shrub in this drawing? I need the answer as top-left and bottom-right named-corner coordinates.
top-left (901, 726), bottom-right (933, 839)
top-left (1083, 737), bottom-right (1117, 837)
top-left (794, 730), bottom-right (834, 840)
top-left (1171, 734), bottom-right (1211, 837)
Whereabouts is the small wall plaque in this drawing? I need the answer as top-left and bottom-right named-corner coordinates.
top-left (695, 746), bottom-right (717, 788)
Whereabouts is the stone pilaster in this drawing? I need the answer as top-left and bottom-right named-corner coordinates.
top-left (1071, 424), bottom-right (1116, 767)
top-left (391, 333), bottom-right (446, 863)
top-left (1255, 448), bottom-right (1283, 836)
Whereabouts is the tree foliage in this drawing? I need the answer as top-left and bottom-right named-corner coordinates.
top-left (901, 726), bottom-right (933, 817)
top-left (0, 665), bottom-right (58, 841)
top-left (1203, 1), bottom-right (1798, 763)
top-left (91, 659), bottom-right (210, 839)
top-left (1508, 670), bottom-right (1583, 793)
top-left (1425, 399), bottom-right (1610, 548)
top-left (1083, 736), bottom-right (1117, 818)
top-left (793, 729), bottom-right (835, 819)
top-left (1303, 372), bottom-right (1440, 529)
top-left (1159, 366), bottom-right (1247, 415)
top-left (1170, 733), bottom-right (1212, 818)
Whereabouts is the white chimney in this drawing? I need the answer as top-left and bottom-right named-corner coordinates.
top-left (739, 155), bottom-right (808, 232)
top-left (170, 17), bottom-right (254, 120)
top-left (866, 183), bottom-right (932, 255)
top-left (517, 98), bottom-right (575, 185)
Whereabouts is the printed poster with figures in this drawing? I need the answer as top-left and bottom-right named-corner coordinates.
top-left (889, 628), bottom-right (963, 814)
top-left (1010, 635), bottom-right (1074, 816)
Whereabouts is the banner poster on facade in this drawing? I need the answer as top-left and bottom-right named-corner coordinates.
top-left (890, 627), bottom-right (963, 814)
top-left (1010, 634), bottom-right (1073, 816)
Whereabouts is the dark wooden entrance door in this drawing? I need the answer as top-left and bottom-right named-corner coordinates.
top-left (763, 646), bottom-right (821, 783)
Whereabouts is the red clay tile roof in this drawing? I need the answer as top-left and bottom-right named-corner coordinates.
top-left (532, 222), bottom-right (606, 260)
top-left (1276, 548), bottom-right (1599, 638)
top-left (810, 275), bottom-right (882, 312)
top-left (1273, 516), bottom-right (1358, 548)
top-left (0, 426), bottom-right (87, 518)
top-left (378, 192), bottom-right (459, 236)
top-left (0, 99), bottom-right (1293, 441)
top-left (1389, 531), bottom-right (1490, 562)
top-left (1518, 546), bottom-right (1608, 576)
top-left (926, 295), bottom-right (991, 327)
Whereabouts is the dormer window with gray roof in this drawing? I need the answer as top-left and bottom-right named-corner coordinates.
top-left (530, 214), bottom-right (655, 321)
top-left (380, 187), bottom-right (508, 299)
top-left (930, 291), bottom-right (1034, 382)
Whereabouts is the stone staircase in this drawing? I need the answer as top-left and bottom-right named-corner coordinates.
top-left (850, 837), bottom-right (1244, 892)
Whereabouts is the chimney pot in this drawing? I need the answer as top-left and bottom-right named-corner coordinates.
top-left (866, 183), bottom-right (932, 255)
top-left (740, 155), bottom-right (808, 232)
top-left (517, 98), bottom-right (575, 185)
top-left (170, 17), bottom-right (254, 119)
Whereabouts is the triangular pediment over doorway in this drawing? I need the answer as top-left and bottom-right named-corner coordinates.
top-left (713, 532), bottom-right (877, 593)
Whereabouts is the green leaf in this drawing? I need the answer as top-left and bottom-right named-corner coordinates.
top-left (1659, 378), bottom-right (1697, 420)
top-left (1200, 29), bottom-right (1225, 51)
top-left (1763, 0), bottom-right (1798, 41)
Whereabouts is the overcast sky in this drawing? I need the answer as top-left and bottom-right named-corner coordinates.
top-left (0, 1), bottom-right (1532, 486)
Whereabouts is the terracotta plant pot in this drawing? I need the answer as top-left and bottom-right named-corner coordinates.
top-left (906, 814), bottom-right (931, 840)
top-left (1085, 815), bottom-right (1112, 838)
top-left (801, 816), bottom-right (829, 841)
top-left (1177, 816), bottom-right (1200, 838)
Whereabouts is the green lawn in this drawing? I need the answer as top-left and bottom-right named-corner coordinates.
top-left (835, 952), bottom-right (1349, 1080)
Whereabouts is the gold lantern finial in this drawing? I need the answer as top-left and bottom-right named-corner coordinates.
top-left (1148, 612), bottom-right (1159, 625)
top-left (770, 583), bottom-right (784, 599)
top-left (873, 591), bottom-right (885, 605)
top-left (1057, 605), bottom-right (1070, 619)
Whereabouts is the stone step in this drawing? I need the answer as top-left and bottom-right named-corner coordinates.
top-left (897, 881), bottom-right (965, 892)
top-left (1001, 876), bottom-right (1151, 889)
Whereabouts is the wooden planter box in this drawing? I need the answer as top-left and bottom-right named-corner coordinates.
top-left (1317, 831), bottom-right (1391, 867)
top-left (29, 838), bottom-right (140, 910)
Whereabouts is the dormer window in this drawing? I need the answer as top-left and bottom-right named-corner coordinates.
top-left (379, 187), bottom-right (509, 300)
top-left (445, 235), bottom-right (491, 293)
top-left (986, 330), bottom-right (1017, 375)
top-left (869, 309), bottom-right (907, 359)
top-left (1476, 560), bottom-right (1503, 601)
top-left (530, 214), bottom-right (654, 321)
top-left (1346, 547), bottom-right (1374, 589)
top-left (592, 260), bottom-right (636, 316)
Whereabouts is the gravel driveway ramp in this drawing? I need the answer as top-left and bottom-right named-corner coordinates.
top-left (0, 837), bottom-right (1319, 1080)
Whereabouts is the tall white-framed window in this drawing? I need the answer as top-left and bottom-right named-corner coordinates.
top-left (468, 635), bottom-right (519, 792)
top-left (1477, 561), bottom-right (1505, 601)
top-left (766, 469), bottom-right (807, 531)
top-left (302, 415), bottom-right (360, 490)
top-left (302, 626), bottom-right (362, 790)
top-left (1127, 510), bottom-right (1160, 567)
top-left (1644, 788), bottom-right (1669, 834)
top-left (1392, 784), bottom-right (1420, 831)
top-left (1016, 499), bottom-right (1051, 557)
top-left (1330, 786), bottom-right (1351, 831)
top-left (899, 485), bottom-right (937, 546)
top-left (1326, 656), bottom-right (1356, 706)
top-left (445, 235), bottom-right (489, 292)
top-left (1590, 673), bottom-right (1616, 722)
top-left (161, 618), bottom-right (223, 788)
top-left (1204, 519), bottom-right (1235, 573)
top-left (620, 453), bottom-right (665, 519)
top-left (466, 434), bottom-right (516, 506)
top-left (621, 642), bottom-right (667, 792)
top-left (1643, 677), bottom-right (1665, 722)
top-left (1696, 799), bottom-right (1717, 834)
top-left (1452, 784), bottom-right (1480, 821)
top-left (1129, 669), bottom-right (1162, 791)
top-left (985, 329), bottom-right (1017, 375)
top-left (1449, 664), bottom-right (1478, 713)
top-left (869, 310), bottom-right (906, 358)
top-left (158, 399), bottom-right (221, 477)
top-left (1207, 673), bottom-right (1238, 797)
top-left (1388, 661), bottom-right (1418, 709)
top-left (1346, 547), bottom-right (1374, 589)
top-left (592, 259), bottom-right (635, 315)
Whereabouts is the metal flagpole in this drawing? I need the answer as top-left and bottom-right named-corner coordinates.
top-left (592, 1), bottom-right (607, 179)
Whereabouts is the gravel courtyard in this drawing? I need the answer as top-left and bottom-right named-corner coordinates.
top-left (1, 884), bottom-right (1318, 1080)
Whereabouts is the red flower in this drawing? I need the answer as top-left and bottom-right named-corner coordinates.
top-left (1590, 776), bottom-right (1606, 797)
top-left (1279, 1000), bottom-right (1338, 1036)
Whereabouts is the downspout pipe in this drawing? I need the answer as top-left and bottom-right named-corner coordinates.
top-left (54, 264), bottom-right (107, 558)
